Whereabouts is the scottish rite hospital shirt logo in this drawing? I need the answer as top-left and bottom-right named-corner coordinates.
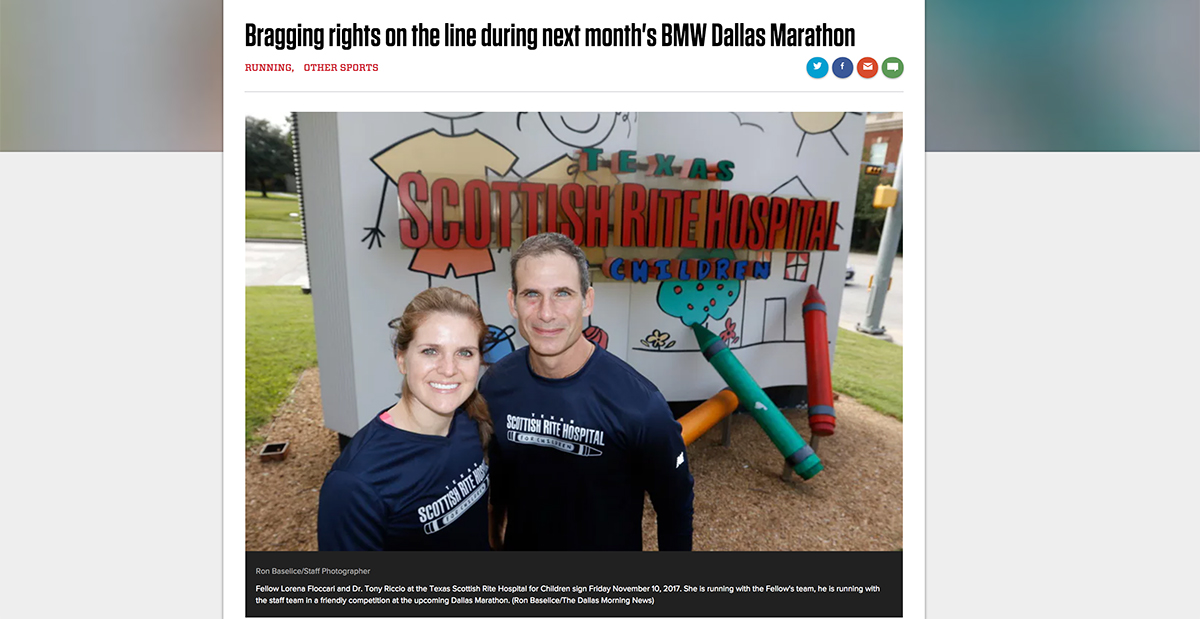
top-left (418, 460), bottom-right (489, 535)
top-left (506, 413), bottom-right (606, 457)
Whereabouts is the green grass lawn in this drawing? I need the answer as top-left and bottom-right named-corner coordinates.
top-left (246, 191), bottom-right (303, 240)
top-left (246, 286), bottom-right (318, 444)
top-left (831, 328), bottom-right (903, 420)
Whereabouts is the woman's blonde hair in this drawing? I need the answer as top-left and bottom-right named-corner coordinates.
top-left (387, 287), bottom-right (493, 454)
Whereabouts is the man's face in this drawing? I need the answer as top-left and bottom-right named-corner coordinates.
top-left (508, 252), bottom-right (594, 360)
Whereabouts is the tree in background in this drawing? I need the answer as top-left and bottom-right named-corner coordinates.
top-left (850, 139), bottom-right (905, 254)
top-left (851, 171), bottom-right (887, 252)
top-left (246, 116), bottom-right (293, 197)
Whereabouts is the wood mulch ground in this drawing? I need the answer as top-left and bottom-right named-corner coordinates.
top-left (246, 368), bottom-right (336, 551)
top-left (246, 369), bottom-right (902, 552)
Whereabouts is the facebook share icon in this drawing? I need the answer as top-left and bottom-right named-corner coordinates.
top-left (832, 57), bottom-right (854, 78)
top-left (806, 57), bottom-right (828, 78)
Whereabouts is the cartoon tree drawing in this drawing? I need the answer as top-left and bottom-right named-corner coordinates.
top-left (655, 248), bottom-right (741, 330)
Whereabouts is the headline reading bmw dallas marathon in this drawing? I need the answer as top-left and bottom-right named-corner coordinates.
top-left (245, 21), bottom-right (856, 51)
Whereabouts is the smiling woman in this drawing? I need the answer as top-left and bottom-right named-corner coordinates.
top-left (393, 311), bottom-right (483, 431)
top-left (317, 287), bottom-right (495, 551)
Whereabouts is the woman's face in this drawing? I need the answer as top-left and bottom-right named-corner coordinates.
top-left (397, 312), bottom-right (483, 417)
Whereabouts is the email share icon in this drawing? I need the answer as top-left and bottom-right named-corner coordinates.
top-left (857, 57), bottom-right (878, 78)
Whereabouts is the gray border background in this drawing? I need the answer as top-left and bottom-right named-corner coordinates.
top-left (928, 0), bottom-right (1200, 151)
top-left (1, 0), bottom-right (221, 151)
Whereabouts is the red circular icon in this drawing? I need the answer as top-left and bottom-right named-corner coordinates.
top-left (857, 57), bottom-right (878, 78)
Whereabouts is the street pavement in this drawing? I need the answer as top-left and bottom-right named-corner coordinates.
top-left (246, 240), bottom-right (309, 287)
top-left (839, 251), bottom-right (903, 345)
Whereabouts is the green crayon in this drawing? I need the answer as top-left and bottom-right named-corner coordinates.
top-left (691, 323), bottom-right (823, 479)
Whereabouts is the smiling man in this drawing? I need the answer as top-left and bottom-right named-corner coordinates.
top-left (480, 232), bottom-right (694, 551)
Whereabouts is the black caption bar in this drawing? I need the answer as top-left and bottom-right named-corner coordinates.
top-left (247, 551), bottom-right (901, 617)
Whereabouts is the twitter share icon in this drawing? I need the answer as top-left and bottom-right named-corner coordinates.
top-left (806, 57), bottom-right (828, 78)
top-left (831, 57), bottom-right (853, 78)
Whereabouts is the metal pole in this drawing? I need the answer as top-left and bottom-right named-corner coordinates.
top-left (858, 145), bottom-right (903, 335)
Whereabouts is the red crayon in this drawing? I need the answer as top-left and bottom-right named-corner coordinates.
top-left (803, 285), bottom-right (836, 436)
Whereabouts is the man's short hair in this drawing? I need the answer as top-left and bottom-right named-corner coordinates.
top-left (510, 232), bottom-right (591, 295)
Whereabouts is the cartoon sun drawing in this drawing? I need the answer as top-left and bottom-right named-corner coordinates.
top-left (772, 112), bottom-right (864, 198)
top-left (792, 112), bottom-right (855, 157)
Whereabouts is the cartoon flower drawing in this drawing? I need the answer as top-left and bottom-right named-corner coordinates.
top-left (640, 329), bottom-right (676, 350)
top-left (719, 318), bottom-right (740, 345)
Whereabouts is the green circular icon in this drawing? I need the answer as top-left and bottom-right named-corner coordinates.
top-left (882, 57), bottom-right (904, 78)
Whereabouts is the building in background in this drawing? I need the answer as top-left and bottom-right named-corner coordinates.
top-left (849, 113), bottom-right (904, 252)
top-left (863, 112), bottom-right (903, 183)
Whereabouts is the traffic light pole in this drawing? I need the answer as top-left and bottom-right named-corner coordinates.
top-left (858, 145), bottom-right (903, 336)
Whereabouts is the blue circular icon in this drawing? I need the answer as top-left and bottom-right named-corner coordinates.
top-left (806, 57), bottom-right (829, 78)
top-left (831, 57), bottom-right (854, 78)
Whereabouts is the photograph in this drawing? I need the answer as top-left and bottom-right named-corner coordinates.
top-left (245, 111), bottom-right (904, 552)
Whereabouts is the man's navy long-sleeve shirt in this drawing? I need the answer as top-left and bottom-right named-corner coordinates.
top-left (481, 346), bottom-right (694, 551)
